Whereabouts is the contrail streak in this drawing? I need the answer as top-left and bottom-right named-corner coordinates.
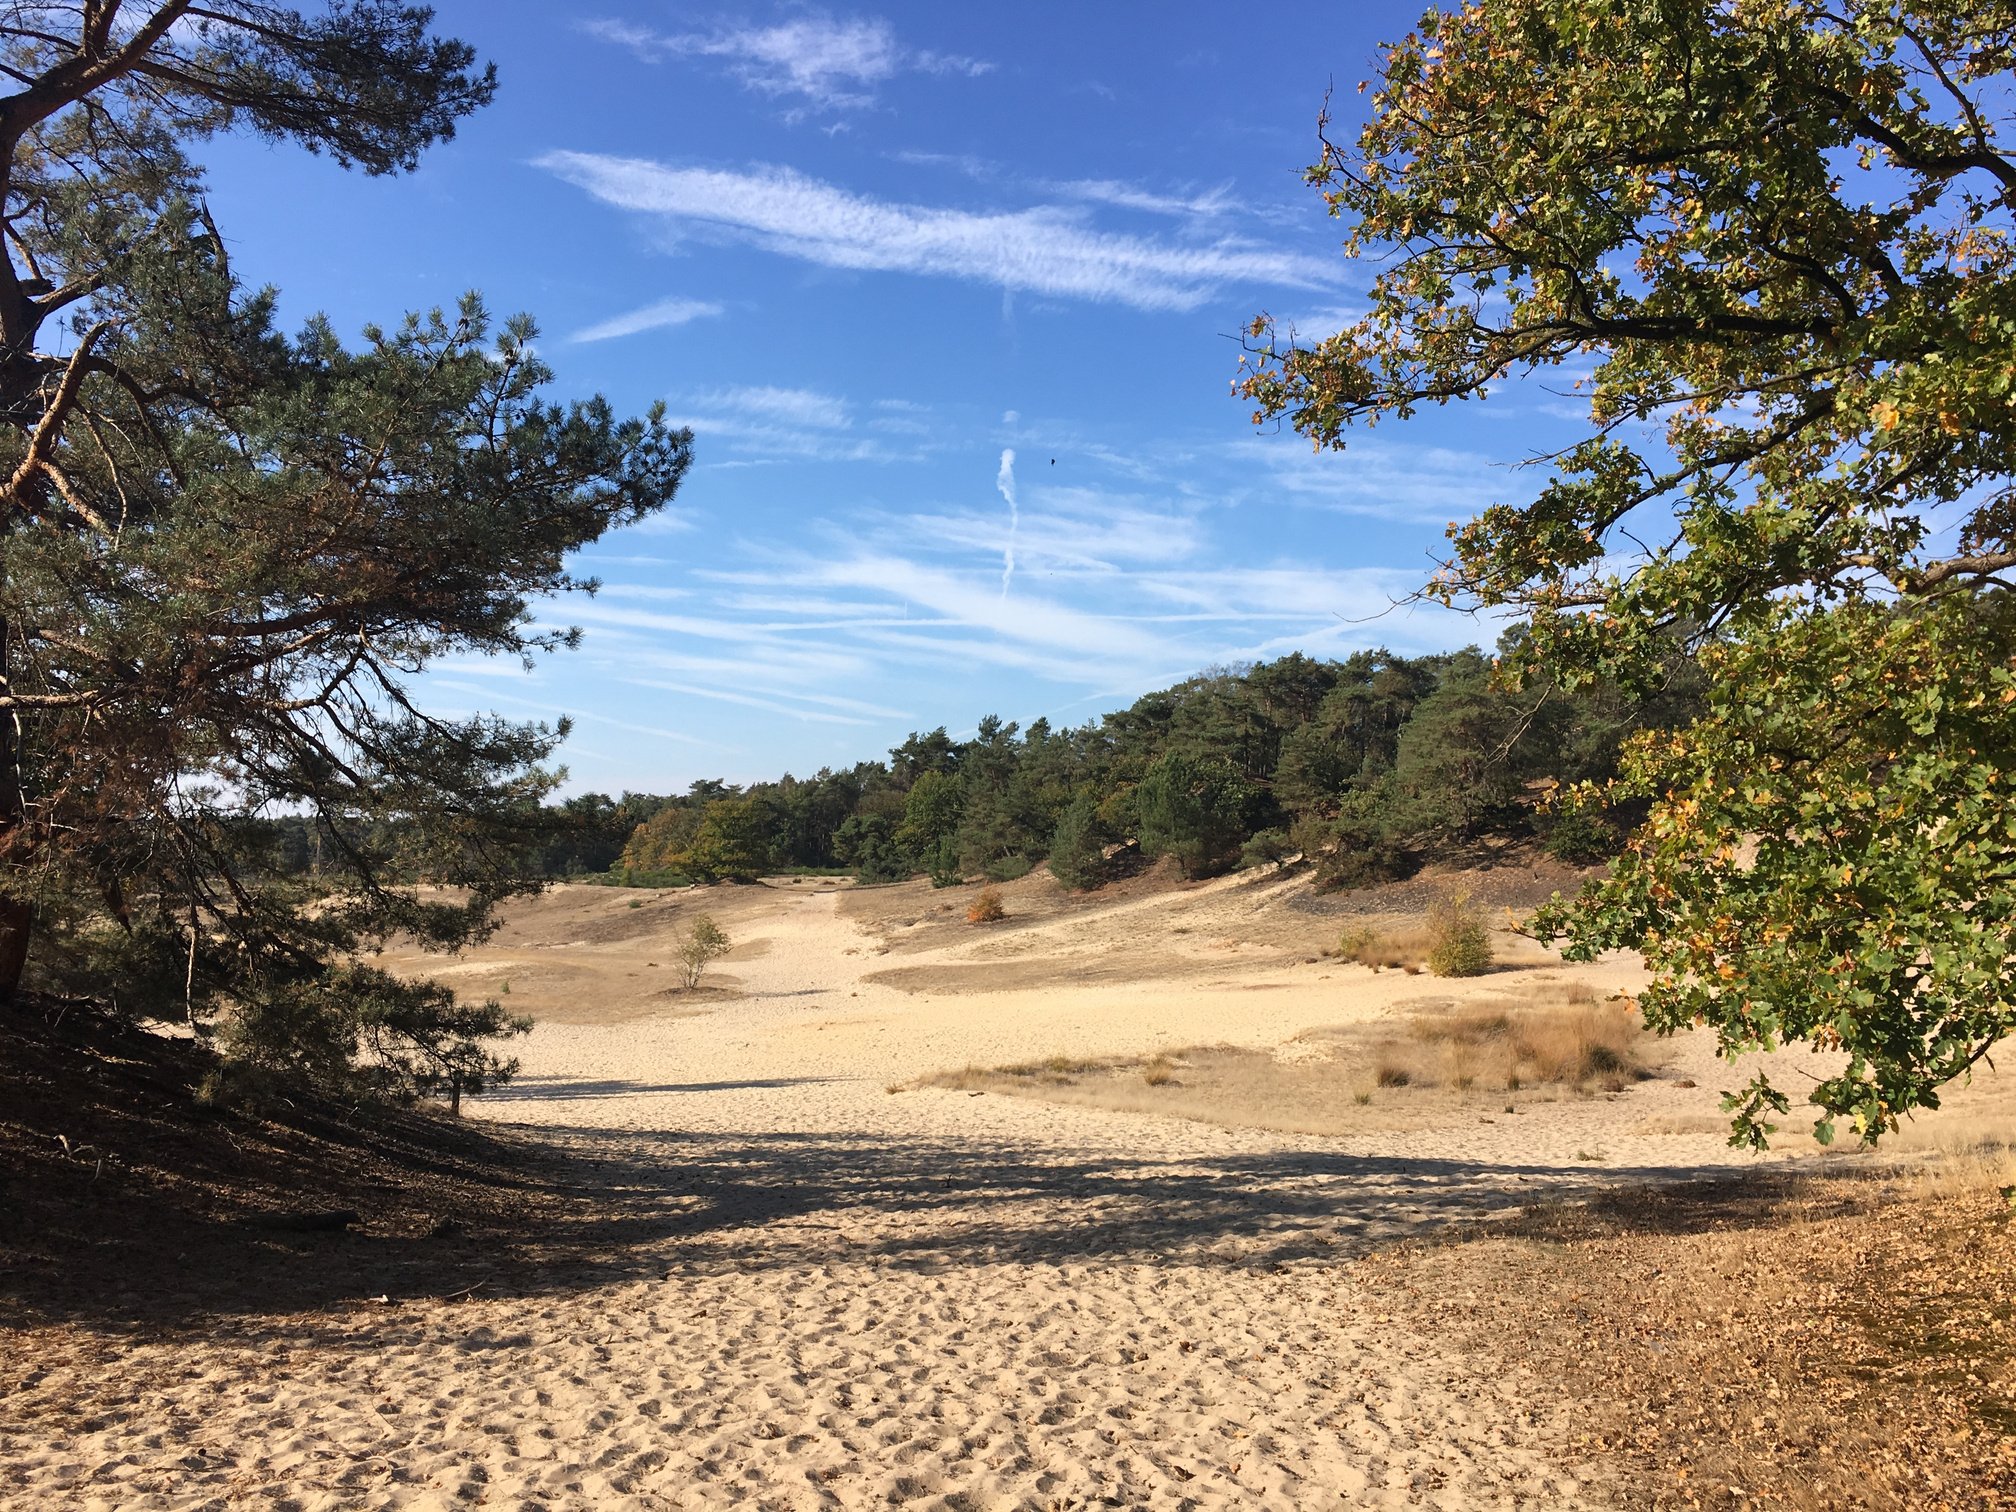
top-left (996, 447), bottom-right (1019, 597)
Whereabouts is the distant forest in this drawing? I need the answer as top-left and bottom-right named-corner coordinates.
top-left (264, 642), bottom-right (1700, 894)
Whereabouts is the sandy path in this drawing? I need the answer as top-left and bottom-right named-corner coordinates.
top-left (6, 882), bottom-right (1808, 1511)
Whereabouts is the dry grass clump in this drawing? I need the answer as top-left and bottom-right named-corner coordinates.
top-left (966, 886), bottom-right (1006, 924)
top-left (908, 986), bottom-right (1666, 1137)
top-left (1336, 922), bottom-right (1431, 971)
top-left (919, 1052), bottom-right (1108, 1090)
top-left (1880, 1114), bottom-right (2016, 1203)
top-left (1383, 985), bottom-right (1652, 1094)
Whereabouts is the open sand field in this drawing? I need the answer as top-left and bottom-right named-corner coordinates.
top-left (7, 862), bottom-right (2013, 1509)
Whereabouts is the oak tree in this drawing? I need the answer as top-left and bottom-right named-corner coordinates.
top-left (1244, 0), bottom-right (2016, 1144)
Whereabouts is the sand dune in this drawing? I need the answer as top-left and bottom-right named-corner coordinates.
top-left (4, 868), bottom-right (1900, 1509)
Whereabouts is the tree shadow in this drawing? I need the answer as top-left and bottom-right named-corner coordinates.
top-left (5, 1104), bottom-right (1810, 1339)
top-left (481, 1076), bottom-right (837, 1101)
top-left (1, 1001), bottom-right (1823, 1338)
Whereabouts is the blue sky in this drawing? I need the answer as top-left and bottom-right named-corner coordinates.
top-left (199, 3), bottom-right (1589, 795)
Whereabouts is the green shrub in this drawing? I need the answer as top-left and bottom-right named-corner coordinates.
top-left (1239, 827), bottom-right (1293, 871)
top-left (215, 964), bottom-right (529, 1110)
top-left (1425, 890), bottom-right (1494, 977)
top-left (1295, 802), bottom-right (1413, 891)
top-left (985, 853), bottom-right (1033, 883)
top-left (1133, 751), bottom-right (1253, 879)
top-left (676, 914), bottom-right (733, 988)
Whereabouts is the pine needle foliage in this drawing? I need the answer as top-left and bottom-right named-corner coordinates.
top-left (0, 6), bottom-right (689, 1102)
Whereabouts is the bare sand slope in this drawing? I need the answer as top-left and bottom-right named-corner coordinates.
top-left (6, 873), bottom-right (1858, 1510)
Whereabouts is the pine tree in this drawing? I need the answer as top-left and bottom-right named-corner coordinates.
top-left (0, 6), bottom-right (690, 1101)
top-left (1045, 794), bottom-right (1107, 891)
top-left (1132, 752), bottom-right (1253, 879)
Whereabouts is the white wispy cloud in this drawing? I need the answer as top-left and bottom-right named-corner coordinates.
top-left (894, 150), bottom-right (1240, 223)
top-left (889, 148), bottom-right (998, 178)
top-left (534, 153), bottom-right (1337, 312)
top-left (653, 383), bottom-right (941, 464)
top-left (621, 678), bottom-right (879, 726)
top-left (581, 13), bottom-right (989, 113)
top-left (1227, 435), bottom-right (1518, 524)
top-left (880, 488), bottom-right (1205, 572)
top-left (427, 679), bottom-right (716, 747)
top-left (568, 295), bottom-right (722, 342)
top-left (795, 555), bottom-right (1177, 662)
top-left (1045, 177), bottom-right (1237, 219)
top-left (697, 384), bottom-right (851, 430)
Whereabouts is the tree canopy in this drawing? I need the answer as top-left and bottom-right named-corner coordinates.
top-left (521, 642), bottom-right (1673, 902)
top-left (0, 5), bottom-right (690, 1099)
top-left (1242, 0), bottom-right (2016, 1145)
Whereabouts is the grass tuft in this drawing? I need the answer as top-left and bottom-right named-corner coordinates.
top-left (1338, 922), bottom-right (1434, 970)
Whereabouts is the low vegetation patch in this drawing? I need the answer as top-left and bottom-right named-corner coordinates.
top-left (1332, 896), bottom-right (1501, 978)
top-left (1395, 985), bottom-right (1650, 1094)
top-left (917, 1052), bottom-right (1111, 1091)
top-left (903, 986), bottom-right (1658, 1134)
top-left (966, 886), bottom-right (1006, 924)
top-left (1336, 922), bottom-right (1432, 971)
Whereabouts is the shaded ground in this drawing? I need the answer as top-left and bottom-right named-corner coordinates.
top-left (1363, 1168), bottom-right (2016, 1510)
top-left (0, 1000), bottom-right (632, 1329)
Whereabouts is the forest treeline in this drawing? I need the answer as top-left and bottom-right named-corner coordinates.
top-left (269, 643), bottom-right (1699, 894)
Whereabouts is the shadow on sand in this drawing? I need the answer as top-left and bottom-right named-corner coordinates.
top-left (5, 1093), bottom-right (1825, 1340)
top-left (483, 1076), bottom-right (838, 1101)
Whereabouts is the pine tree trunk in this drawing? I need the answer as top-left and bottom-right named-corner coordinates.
top-left (0, 614), bottom-right (30, 1001)
top-left (0, 896), bottom-right (30, 1000)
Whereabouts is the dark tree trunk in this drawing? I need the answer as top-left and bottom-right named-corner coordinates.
top-left (0, 897), bottom-right (29, 1000)
top-left (0, 613), bottom-right (30, 1000)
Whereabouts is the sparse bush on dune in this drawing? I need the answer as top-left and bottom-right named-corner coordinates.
top-left (967, 887), bottom-right (1006, 924)
top-left (1426, 890), bottom-right (1494, 977)
top-left (675, 914), bottom-right (732, 988)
